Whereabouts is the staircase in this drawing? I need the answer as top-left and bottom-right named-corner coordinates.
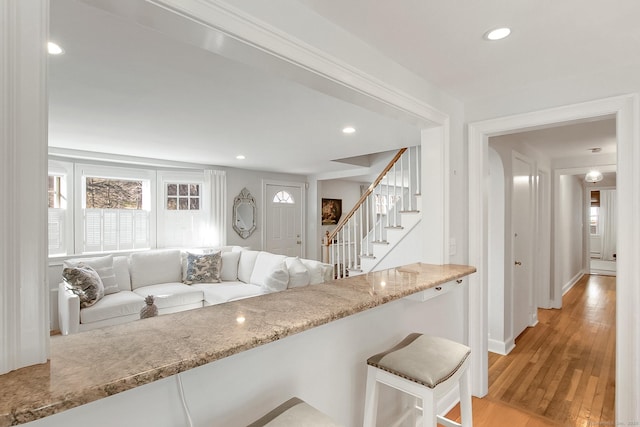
top-left (322, 146), bottom-right (421, 278)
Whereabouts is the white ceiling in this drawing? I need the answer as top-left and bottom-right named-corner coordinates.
top-left (49, 0), bottom-right (632, 174)
top-left (48, 0), bottom-right (420, 176)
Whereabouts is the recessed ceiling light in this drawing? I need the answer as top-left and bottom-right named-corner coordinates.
top-left (342, 126), bottom-right (356, 134)
top-left (484, 28), bottom-right (511, 41)
top-left (236, 155), bottom-right (246, 160)
top-left (47, 42), bottom-right (64, 55)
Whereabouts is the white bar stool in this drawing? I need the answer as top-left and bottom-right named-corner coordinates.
top-left (247, 397), bottom-right (343, 427)
top-left (363, 333), bottom-right (472, 427)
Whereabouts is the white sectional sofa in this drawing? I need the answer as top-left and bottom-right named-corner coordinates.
top-left (58, 247), bottom-right (333, 335)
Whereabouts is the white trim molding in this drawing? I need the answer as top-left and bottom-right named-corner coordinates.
top-left (468, 94), bottom-right (640, 423)
top-left (0, 0), bottom-right (50, 374)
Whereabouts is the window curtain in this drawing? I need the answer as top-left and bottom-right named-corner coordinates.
top-left (206, 170), bottom-right (227, 247)
top-left (600, 189), bottom-right (617, 261)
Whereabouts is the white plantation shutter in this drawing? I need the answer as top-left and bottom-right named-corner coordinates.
top-left (119, 211), bottom-right (134, 250)
top-left (82, 208), bottom-right (150, 253)
top-left (84, 209), bottom-right (102, 252)
top-left (48, 208), bottom-right (65, 255)
top-left (134, 211), bottom-right (149, 246)
top-left (102, 211), bottom-right (118, 251)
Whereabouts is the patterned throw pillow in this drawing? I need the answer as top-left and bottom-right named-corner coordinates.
top-left (62, 263), bottom-right (105, 308)
top-left (183, 252), bottom-right (222, 285)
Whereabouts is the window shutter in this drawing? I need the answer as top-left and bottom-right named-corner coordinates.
top-left (84, 209), bottom-right (103, 252)
top-left (48, 208), bottom-right (65, 255)
top-left (119, 210), bottom-right (134, 250)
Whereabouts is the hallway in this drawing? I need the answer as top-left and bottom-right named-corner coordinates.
top-left (446, 274), bottom-right (615, 426)
top-left (487, 274), bottom-right (616, 426)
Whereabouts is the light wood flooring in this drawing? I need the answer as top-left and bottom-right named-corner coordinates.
top-left (445, 274), bottom-right (616, 427)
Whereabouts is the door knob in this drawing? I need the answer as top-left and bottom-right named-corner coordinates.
top-left (296, 241), bottom-right (302, 244)
top-left (514, 261), bottom-right (522, 266)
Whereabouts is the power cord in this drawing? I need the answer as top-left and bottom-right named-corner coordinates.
top-left (176, 373), bottom-right (194, 427)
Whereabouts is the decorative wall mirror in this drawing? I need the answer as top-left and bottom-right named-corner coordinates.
top-left (233, 188), bottom-right (257, 239)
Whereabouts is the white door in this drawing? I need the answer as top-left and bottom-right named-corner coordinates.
top-left (264, 183), bottom-right (304, 257)
top-left (512, 153), bottom-right (535, 338)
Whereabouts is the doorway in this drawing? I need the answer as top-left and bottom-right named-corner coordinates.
top-left (468, 95), bottom-right (638, 422)
top-left (263, 181), bottom-right (305, 257)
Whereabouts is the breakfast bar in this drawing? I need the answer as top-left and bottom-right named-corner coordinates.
top-left (0, 263), bottom-right (475, 427)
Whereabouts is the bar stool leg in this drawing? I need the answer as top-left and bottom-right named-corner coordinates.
top-left (420, 389), bottom-right (437, 427)
top-left (459, 368), bottom-right (473, 427)
top-left (363, 366), bottom-right (379, 427)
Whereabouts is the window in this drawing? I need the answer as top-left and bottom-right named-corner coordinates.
top-left (47, 158), bottom-right (225, 257)
top-left (157, 172), bottom-right (210, 248)
top-left (81, 174), bottom-right (151, 253)
top-left (48, 160), bottom-right (73, 256)
top-left (273, 190), bottom-right (294, 204)
top-left (590, 206), bottom-right (600, 235)
top-left (166, 183), bottom-right (200, 210)
top-left (75, 164), bottom-right (154, 255)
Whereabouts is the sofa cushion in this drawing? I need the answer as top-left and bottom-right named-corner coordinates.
top-left (220, 251), bottom-right (241, 281)
top-left (263, 261), bottom-right (290, 292)
top-left (80, 291), bottom-right (145, 324)
top-left (129, 249), bottom-right (181, 289)
top-left (238, 250), bottom-right (260, 283)
top-left (182, 251), bottom-right (222, 284)
top-left (250, 252), bottom-right (287, 287)
top-left (63, 264), bottom-right (105, 308)
top-left (113, 256), bottom-right (132, 292)
top-left (193, 282), bottom-right (266, 305)
top-left (285, 257), bottom-right (310, 288)
top-left (300, 259), bottom-right (328, 285)
top-left (64, 254), bottom-right (119, 295)
top-left (133, 283), bottom-right (204, 309)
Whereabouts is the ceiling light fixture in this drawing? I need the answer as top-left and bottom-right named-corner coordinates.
top-left (484, 27), bottom-right (511, 41)
top-left (585, 170), bottom-right (603, 183)
top-left (342, 126), bottom-right (356, 134)
top-left (47, 42), bottom-right (64, 55)
top-left (236, 155), bottom-right (246, 160)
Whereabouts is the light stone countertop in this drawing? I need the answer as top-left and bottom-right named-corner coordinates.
top-left (0, 263), bottom-right (475, 426)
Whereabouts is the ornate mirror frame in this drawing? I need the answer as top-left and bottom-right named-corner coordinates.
top-left (232, 187), bottom-right (257, 239)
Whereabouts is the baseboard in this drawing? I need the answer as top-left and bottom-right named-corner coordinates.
top-left (590, 268), bottom-right (616, 277)
top-left (562, 270), bottom-right (585, 296)
top-left (488, 338), bottom-right (515, 355)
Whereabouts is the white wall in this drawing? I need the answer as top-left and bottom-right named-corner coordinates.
top-left (225, 167), bottom-right (306, 250)
top-left (318, 179), bottom-right (366, 247)
top-left (487, 137), bottom-right (551, 352)
top-left (487, 148), bottom-right (506, 353)
top-left (556, 175), bottom-right (585, 293)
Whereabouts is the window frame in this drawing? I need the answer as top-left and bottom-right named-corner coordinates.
top-left (74, 163), bottom-right (156, 254)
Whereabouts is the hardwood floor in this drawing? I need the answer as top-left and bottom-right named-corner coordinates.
top-left (446, 274), bottom-right (616, 427)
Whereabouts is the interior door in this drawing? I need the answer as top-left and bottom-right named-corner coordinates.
top-left (264, 183), bottom-right (303, 257)
top-left (512, 153), bottom-right (535, 338)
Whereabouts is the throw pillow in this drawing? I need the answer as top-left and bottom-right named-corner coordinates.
top-left (62, 264), bottom-right (105, 308)
top-left (285, 257), bottom-right (310, 288)
top-left (183, 251), bottom-right (222, 285)
top-left (263, 260), bottom-right (290, 292)
top-left (300, 259), bottom-right (324, 285)
top-left (220, 251), bottom-right (241, 281)
top-left (63, 254), bottom-right (120, 295)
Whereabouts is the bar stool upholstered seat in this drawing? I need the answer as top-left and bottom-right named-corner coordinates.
top-left (247, 397), bottom-right (343, 427)
top-left (363, 333), bottom-right (472, 427)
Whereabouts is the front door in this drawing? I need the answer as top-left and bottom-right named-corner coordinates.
top-left (512, 153), bottom-right (535, 338)
top-left (264, 182), bottom-right (304, 257)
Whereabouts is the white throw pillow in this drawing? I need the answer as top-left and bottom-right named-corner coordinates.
top-left (300, 259), bottom-right (325, 285)
top-left (64, 254), bottom-right (119, 295)
top-left (285, 257), bottom-right (310, 288)
top-left (129, 249), bottom-right (181, 289)
top-left (238, 250), bottom-right (260, 283)
top-left (263, 261), bottom-right (290, 292)
top-left (220, 251), bottom-right (241, 281)
top-left (250, 252), bottom-right (287, 286)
